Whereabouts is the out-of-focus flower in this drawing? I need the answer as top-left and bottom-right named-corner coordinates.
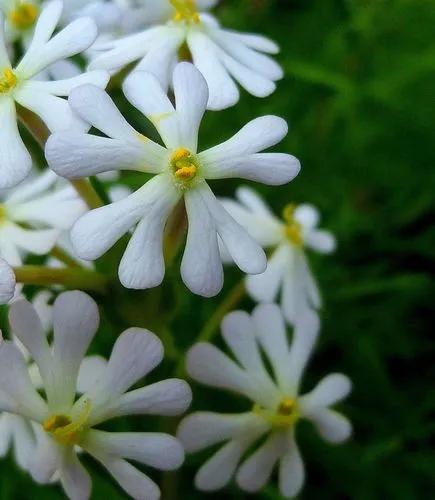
top-left (221, 187), bottom-right (336, 324)
top-left (0, 169), bottom-right (85, 266)
top-left (89, 1), bottom-right (282, 110)
top-left (0, 290), bottom-right (192, 499)
top-left (46, 63), bottom-right (300, 297)
top-left (0, 257), bottom-right (15, 303)
top-left (178, 304), bottom-right (352, 498)
top-left (0, 0), bottom-right (40, 43)
top-left (0, 0), bottom-right (109, 188)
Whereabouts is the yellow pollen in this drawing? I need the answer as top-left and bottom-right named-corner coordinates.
top-left (253, 397), bottom-right (300, 429)
top-left (43, 399), bottom-right (91, 446)
top-left (170, 0), bottom-right (200, 23)
top-left (170, 148), bottom-right (199, 183)
top-left (282, 203), bottom-right (303, 247)
top-left (0, 69), bottom-right (17, 94)
top-left (9, 3), bottom-right (38, 30)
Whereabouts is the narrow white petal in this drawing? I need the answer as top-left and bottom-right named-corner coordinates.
top-left (50, 291), bottom-right (99, 411)
top-left (236, 432), bottom-right (286, 492)
top-left (123, 70), bottom-right (179, 149)
top-left (299, 374), bottom-right (352, 413)
top-left (5, 169), bottom-right (57, 204)
top-left (25, 71), bottom-right (109, 96)
top-left (83, 430), bottom-right (184, 470)
top-left (0, 414), bottom-right (12, 457)
top-left (178, 412), bottom-right (267, 453)
top-left (10, 415), bottom-right (36, 471)
top-left (0, 341), bottom-right (47, 421)
top-left (228, 32), bottom-right (279, 54)
top-left (0, 223), bottom-right (59, 255)
top-left (76, 355), bottom-right (107, 394)
top-left (236, 185), bottom-right (276, 216)
top-left (294, 204), bottom-right (319, 230)
top-left (0, 12), bottom-right (11, 68)
top-left (29, 429), bottom-right (61, 483)
top-left (59, 449), bottom-right (91, 500)
top-left (85, 328), bottom-right (163, 425)
top-left (279, 432), bottom-right (305, 498)
top-left (187, 30), bottom-right (239, 110)
top-left (173, 62), bottom-right (208, 152)
top-left (0, 99), bottom-right (31, 189)
top-left (305, 229), bottom-right (337, 254)
top-left (119, 177), bottom-right (180, 289)
top-left (181, 186), bottom-right (223, 297)
top-left (0, 258), bottom-right (15, 304)
top-left (307, 409), bottom-right (352, 443)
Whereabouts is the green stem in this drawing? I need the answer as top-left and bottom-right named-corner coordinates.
top-left (70, 179), bottom-right (104, 210)
top-left (14, 266), bottom-right (110, 293)
top-left (50, 246), bottom-right (82, 268)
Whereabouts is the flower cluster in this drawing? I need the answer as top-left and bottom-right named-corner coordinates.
top-left (0, 1), bottom-right (352, 499)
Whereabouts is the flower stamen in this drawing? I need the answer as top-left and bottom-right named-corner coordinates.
top-left (170, 147), bottom-right (199, 184)
top-left (254, 397), bottom-right (300, 429)
top-left (283, 203), bottom-right (303, 247)
top-left (9, 3), bottom-right (38, 30)
top-left (43, 399), bottom-right (91, 445)
top-left (0, 69), bottom-right (17, 94)
top-left (170, 0), bottom-right (200, 23)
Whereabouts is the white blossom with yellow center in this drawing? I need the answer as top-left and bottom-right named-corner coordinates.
top-left (0, 0), bottom-right (109, 188)
top-left (0, 291), bottom-right (192, 500)
top-left (178, 304), bottom-right (352, 498)
top-left (89, 0), bottom-right (282, 110)
top-left (220, 187), bottom-right (337, 325)
top-left (0, 0), bottom-right (40, 42)
top-left (46, 62), bottom-right (300, 297)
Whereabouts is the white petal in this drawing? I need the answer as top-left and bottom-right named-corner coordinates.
top-left (187, 30), bottom-right (239, 110)
top-left (307, 409), bottom-right (352, 443)
top-left (31, 290), bottom-right (53, 334)
top-left (181, 185), bottom-right (223, 297)
top-left (76, 355), bottom-right (107, 394)
top-left (228, 32), bottom-right (279, 54)
top-left (0, 223), bottom-right (59, 255)
top-left (119, 177), bottom-right (180, 289)
top-left (107, 379), bottom-right (192, 419)
top-left (236, 185), bottom-right (276, 217)
top-left (246, 243), bottom-right (289, 303)
top-left (305, 229), bottom-right (337, 254)
top-left (123, 70), bottom-right (179, 149)
top-left (10, 415), bottom-right (36, 471)
top-left (0, 258), bottom-right (15, 304)
top-left (83, 430), bottom-right (184, 470)
top-left (5, 169), bottom-right (57, 204)
top-left (17, 15), bottom-right (97, 78)
top-left (279, 433), bottom-right (305, 498)
top-left (201, 116), bottom-right (288, 158)
top-left (178, 412), bottom-right (267, 453)
top-left (0, 12), bottom-right (11, 68)
top-left (173, 62), bottom-right (208, 152)
top-left (0, 414), bottom-right (12, 457)
top-left (25, 70), bottom-right (109, 96)
top-left (59, 449), bottom-right (91, 500)
top-left (200, 184), bottom-right (266, 275)
top-left (68, 84), bottom-right (139, 140)
top-left (29, 428), bottom-right (61, 483)
top-left (299, 374), bottom-right (352, 413)
top-left (70, 178), bottom-right (164, 260)
top-left (186, 342), bottom-right (276, 408)
top-left (85, 328), bottom-right (163, 425)
top-left (294, 204), bottom-right (319, 230)
top-left (236, 432), bottom-right (286, 492)
top-left (0, 341), bottom-right (47, 421)
top-left (0, 99), bottom-right (31, 189)
top-left (50, 291), bottom-right (99, 411)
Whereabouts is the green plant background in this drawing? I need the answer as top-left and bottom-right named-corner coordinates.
top-left (1, 0), bottom-right (434, 498)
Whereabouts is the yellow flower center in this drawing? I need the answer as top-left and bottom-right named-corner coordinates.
top-left (0, 69), bottom-right (17, 94)
top-left (43, 399), bottom-right (91, 446)
top-left (170, 147), bottom-right (199, 186)
top-left (254, 397), bottom-right (300, 429)
top-left (170, 0), bottom-right (200, 23)
top-left (0, 205), bottom-right (7, 224)
top-left (9, 3), bottom-right (38, 30)
top-left (282, 204), bottom-right (303, 247)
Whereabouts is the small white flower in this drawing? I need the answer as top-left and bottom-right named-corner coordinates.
top-left (221, 187), bottom-right (337, 324)
top-left (46, 63), bottom-right (300, 297)
top-left (0, 169), bottom-right (86, 267)
top-left (0, 257), bottom-right (15, 303)
top-left (0, 290), bottom-right (192, 499)
top-left (0, 0), bottom-right (109, 188)
top-left (0, 0), bottom-right (40, 43)
top-left (178, 304), bottom-right (352, 498)
top-left (89, 0), bottom-right (282, 110)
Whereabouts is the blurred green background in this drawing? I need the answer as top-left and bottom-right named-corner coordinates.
top-left (1, 0), bottom-right (434, 498)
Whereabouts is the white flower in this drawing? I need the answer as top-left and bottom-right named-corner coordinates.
top-left (89, 1), bottom-right (282, 110)
top-left (178, 304), bottom-right (352, 498)
top-left (0, 257), bottom-right (15, 303)
top-left (0, 290), bottom-right (192, 499)
top-left (0, 169), bottom-right (86, 267)
top-left (0, 0), bottom-right (110, 188)
top-left (0, 0), bottom-right (40, 43)
top-left (46, 63), bottom-right (300, 297)
top-left (221, 187), bottom-right (337, 324)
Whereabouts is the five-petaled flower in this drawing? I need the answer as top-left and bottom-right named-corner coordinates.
top-left (89, 0), bottom-right (282, 110)
top-left (46, 62), bottom-right (300, 297)
top-left (0, 290), bottom-right (192, 500)
top-left (178, 304), bottom-right (352, 498)
top-left (221, 187), bottom-right (336, 324)
top-left (0, 0), bottom-right (109, 188)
